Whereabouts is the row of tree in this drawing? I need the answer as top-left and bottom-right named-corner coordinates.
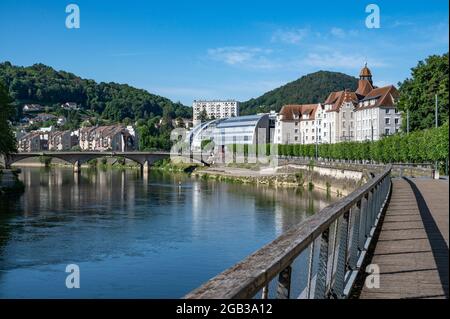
top-left (274, 122), bottom-right (448, 163)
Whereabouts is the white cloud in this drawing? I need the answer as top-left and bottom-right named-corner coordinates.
top-left (207, 46), bottom-right (278, 69)
top-left (271, 28), bottom-right (309, 44)
top-left (302, 52), bottom-right (387, 69)
top-left (330, 27), bottom-right (359, 38)
top-left (330, 27), bottom-right (346, 38)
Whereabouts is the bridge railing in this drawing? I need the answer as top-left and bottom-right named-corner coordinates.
top-left (185, 165), bottom-right (392, 299)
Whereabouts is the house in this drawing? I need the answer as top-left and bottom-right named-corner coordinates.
top-left (30, 113), bottom-right (57, 124)
top-left (57, 116), bottom-right (67, 126)
top-left (274, 104), bottom-right (325, 145)
top-left (172, 118), bottom-right (193, 129)
top-left (48, 130), bottom-right (78, 151)
top-left (61, 102), bottom-right (79, 110)
top-left (17, 131), bottom-right (47, 152)
top-left (78, 125), bottom-right (137, 151)
top-left (23, 104), bottom-right (43, 113)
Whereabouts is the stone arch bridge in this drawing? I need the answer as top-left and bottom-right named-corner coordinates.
top-left (2, 151), bottom-right (208, 173)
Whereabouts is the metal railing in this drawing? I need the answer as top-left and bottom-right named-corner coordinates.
top-left (185, 165), bottom-right (392, 299)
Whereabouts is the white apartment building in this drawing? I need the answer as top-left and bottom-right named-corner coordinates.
top-left (274, 103), bottom-right (325, 145)
top-left (192, 100), bottom-right (239, 126)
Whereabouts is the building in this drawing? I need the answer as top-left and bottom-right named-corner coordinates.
top-left (48, 131), bottom-right (78, 151)
top-left (23, 104), bottom-right (43, 113)
top-left (187, 113), bottom-right (275, 151)
top-left (17, 131), bottom-right (47, 152)
top-left (61, 102), bottom-right (79, 110)
top-left (322, 64), bottom-right (401, 143)
top-left (274, 104), bottom-right (325, 145)
top-left (172, 117), bottom-right (193, 129)
top-left (78, 125), bottom-right (137, 152)
top-left (57, 116), bottom-right (67, 126)
top-left (30, 113), bottom-right (57, 124)
top-left (192, 100), bottom-right (239, 126)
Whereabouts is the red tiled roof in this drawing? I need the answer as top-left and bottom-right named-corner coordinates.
top-left (357, 85), bottom-right (399, 109)
top-left (356, 79), bottom-right (373, 96)
top-left (279, 104), bottom-right (320, 121)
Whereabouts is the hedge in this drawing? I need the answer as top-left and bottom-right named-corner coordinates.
top-left (226, 122), bottom-right (448, 164)
top-left (278, 122), bottom-right (449, 163)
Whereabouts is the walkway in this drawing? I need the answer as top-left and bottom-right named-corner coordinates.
top-left (360, 178), bottom-right (449, 299)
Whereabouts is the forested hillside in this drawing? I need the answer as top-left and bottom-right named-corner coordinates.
top-left (240, 71), bottom-right (359, 114)
top-left (0, 62), bottom-right (191, 121)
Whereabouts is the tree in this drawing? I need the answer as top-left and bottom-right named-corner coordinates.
top-left (198, 109), bottom-right (209, 122)
top-left (397, 52), bottom-right (449, 131)
top-left (0, 81), bottom-right (17, 155)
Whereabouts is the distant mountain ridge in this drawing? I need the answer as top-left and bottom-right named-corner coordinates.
top-left (240, 71), bottom-right (359, 115)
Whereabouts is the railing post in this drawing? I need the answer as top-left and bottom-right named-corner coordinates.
top-left (306, 241), bottom-right (315, 299)
top-left (331, 212), bottom-right (350, 298)
top-left (314, 229), bottom-right (330, 299)
top-left (365, 191), bottom-right (373, 237)
top-left (359, 194), bottom-right (368, 251)
top-left (349, 202), bottom-right (361, 270)
top-left (262, 285), bottom-right (269, 299)
top-left (277, 266), bottom-right (292, 299)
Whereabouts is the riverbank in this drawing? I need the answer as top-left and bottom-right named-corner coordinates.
top-left (192, 163), bottom-right (366, 196)
top-left (0, 169), bottom-right (25, 196)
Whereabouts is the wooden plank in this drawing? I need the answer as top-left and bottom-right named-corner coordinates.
top-left (360, 178), bottom-right (449, 299)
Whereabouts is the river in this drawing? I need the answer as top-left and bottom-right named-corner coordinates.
top-left (0, 167), bottom-right (334, 298)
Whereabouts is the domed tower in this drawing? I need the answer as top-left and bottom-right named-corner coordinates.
top-left (359, 63), bottom-right (373, 85)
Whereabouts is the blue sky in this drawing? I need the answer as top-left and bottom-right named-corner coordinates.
top-left (0, 0), bottom-right (448, 105)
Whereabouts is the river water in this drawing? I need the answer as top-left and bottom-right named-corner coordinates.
top-left (0, 167), bottom-right (334, 298)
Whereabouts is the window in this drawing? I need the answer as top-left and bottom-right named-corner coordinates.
top-left (294, 129), bottom-right (298, 134)
top-left (385, 128), bottom-right (390, 135)
top-left (294, 136), bottom-right (298, 141)
top-left (295, 122), bottom-right (298, 126)
top-left (386, 109), bottom-right (390, 114)
top-left (395, 118), bottom-right (399, 125)
top-left (385, 118), bottom-right (390, 125)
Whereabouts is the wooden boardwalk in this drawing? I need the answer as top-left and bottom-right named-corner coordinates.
top-left (360, 178), bottom-right (449, 299)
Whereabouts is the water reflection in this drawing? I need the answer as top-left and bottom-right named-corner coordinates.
top-left (0, 167), bottom-right (334, 298)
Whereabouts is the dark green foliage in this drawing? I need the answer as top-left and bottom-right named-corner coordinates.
top-left (397, 53), bottom-right (449, 131)
top-left (0, 81), bottom-right (17, 155)
top-left (278, 123), bottom-right (449, 163)
top-left (240, 71), bottom-right (358, 115)
top-left (0, 62), bottom-right (191, 122)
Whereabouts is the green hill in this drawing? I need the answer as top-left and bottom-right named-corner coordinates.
top-left (240, 71), bottom-right (359, 114)
top-left (0, 61), bottom-right (191, 122)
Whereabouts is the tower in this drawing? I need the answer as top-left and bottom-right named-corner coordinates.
top-left (359, 63), bottom-right (373, 85)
